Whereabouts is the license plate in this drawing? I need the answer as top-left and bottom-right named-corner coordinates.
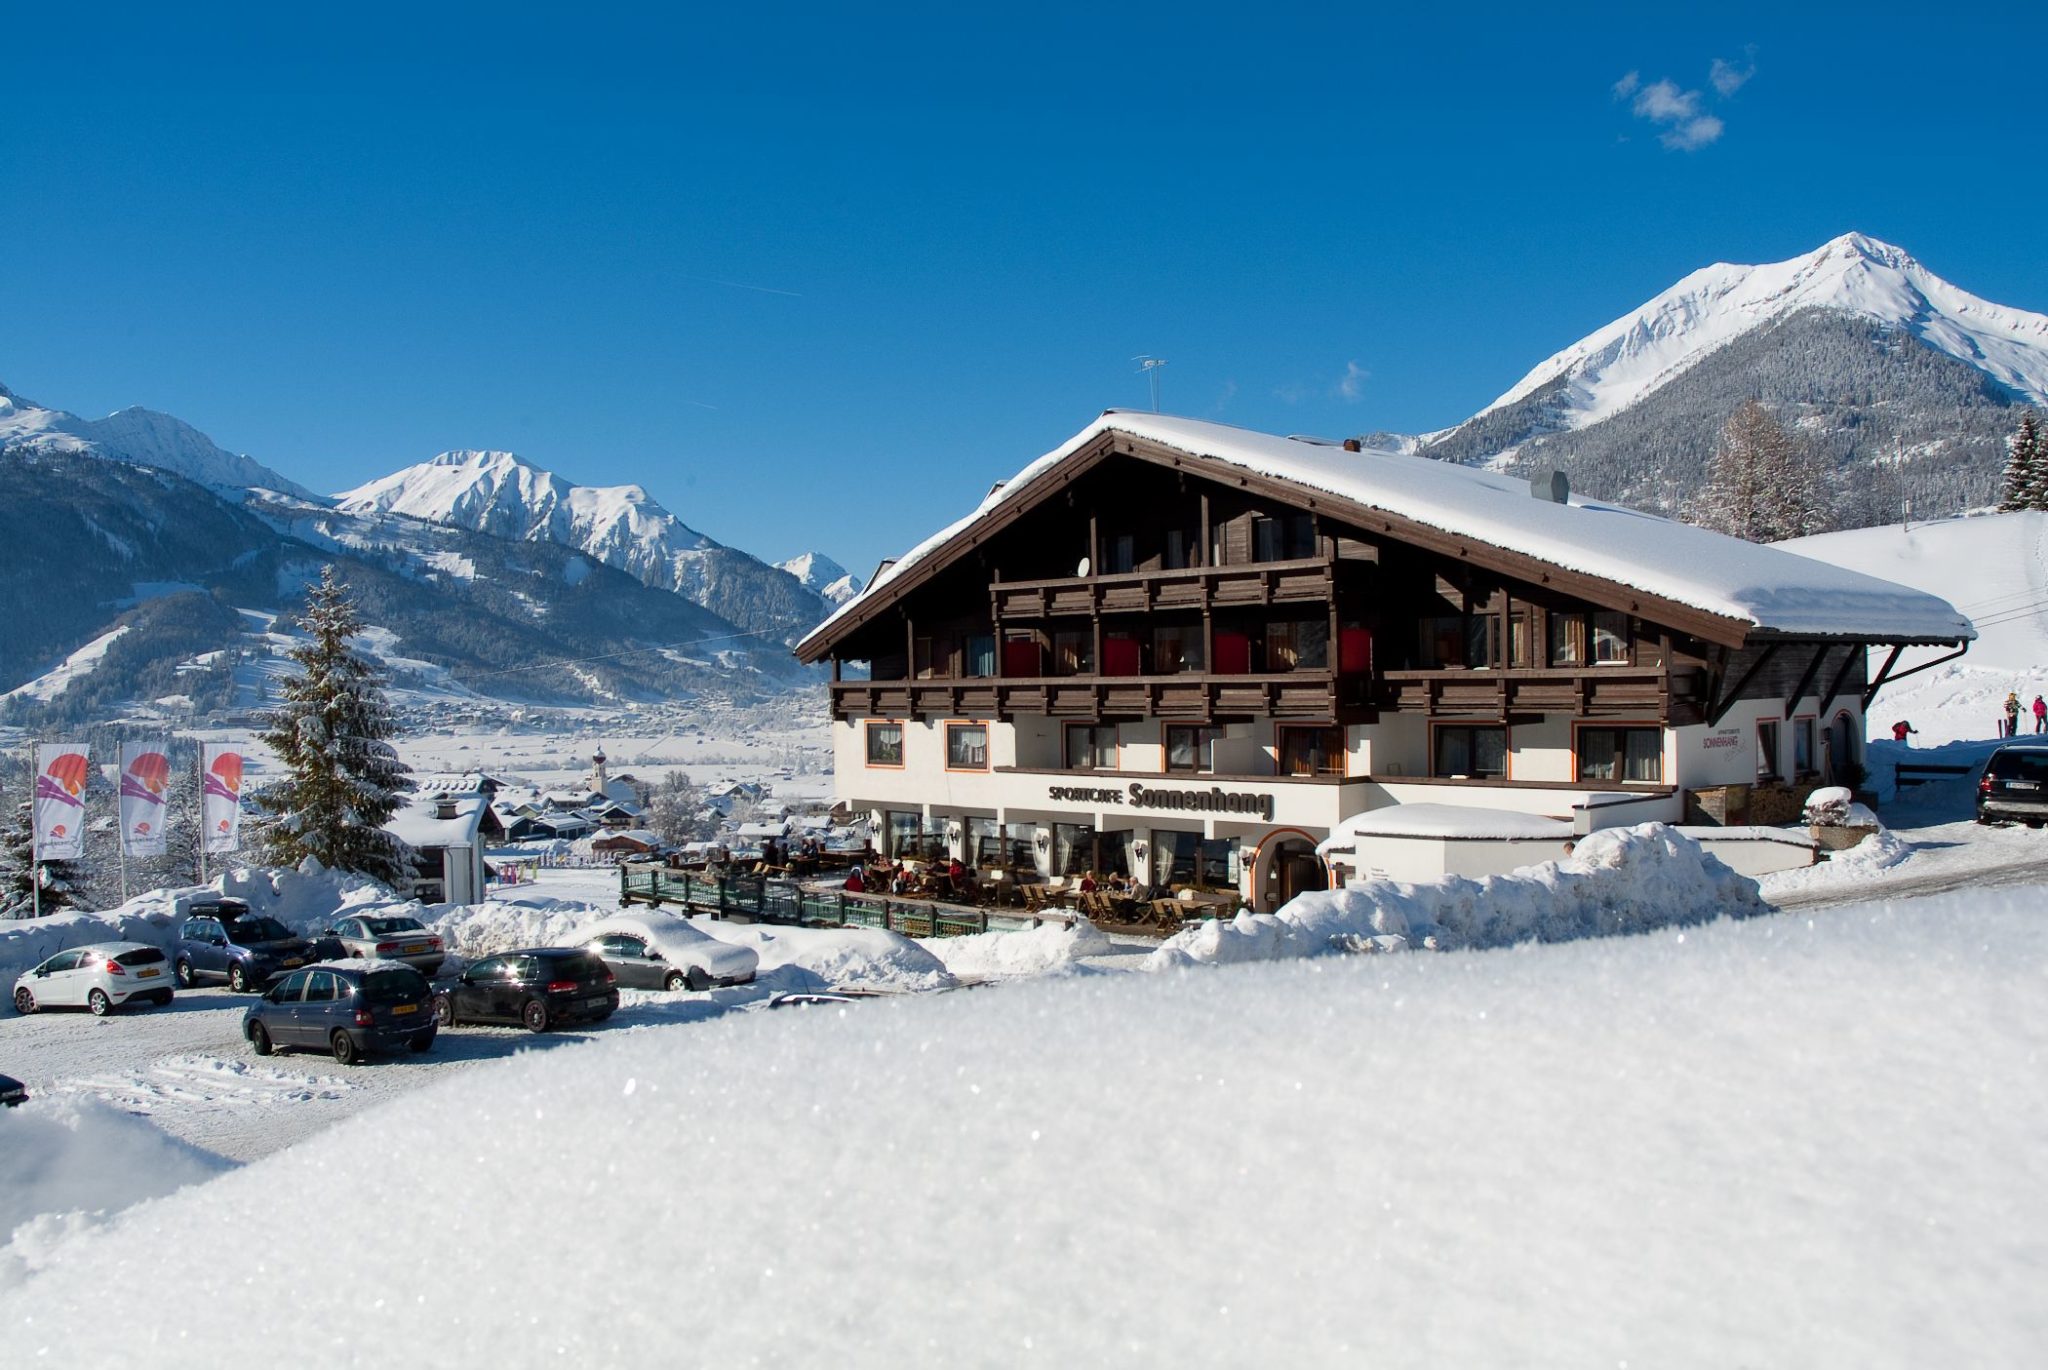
top-left (393, 1002), bottom-right (419, 1015)
top-left (584, 995), bottom-right (609, 1009)
top-left (404, 943), bottom-right (429, 954)
top-left (282, 958), bottom-right (303, 968)
top-left (2007, 781), bottom-right (2040, 792)
top-left (137, 968), bottom-right (161, 978)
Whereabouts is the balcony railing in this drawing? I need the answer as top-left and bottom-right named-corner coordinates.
top-left (991, 556), bottom-right (1333, 619)
top-left (829, 670), bottom-right (1347, 722)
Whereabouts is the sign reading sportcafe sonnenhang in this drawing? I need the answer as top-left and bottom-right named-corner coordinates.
top-left (1047, 782), bottom-right (1277, 824)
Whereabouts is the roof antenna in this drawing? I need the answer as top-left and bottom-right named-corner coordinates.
top-left (1133, 356), bottom-right (1166, 413)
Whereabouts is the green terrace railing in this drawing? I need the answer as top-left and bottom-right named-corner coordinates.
top-left (618, 866), bottom-right (1042, 939)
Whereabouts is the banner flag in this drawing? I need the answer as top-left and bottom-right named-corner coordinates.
top-left (33, 743), bottom-right (91, 861)
top-left (202, 743), bottom-right (246, 855)
top-left (119, 740), bottom-right (173, 858)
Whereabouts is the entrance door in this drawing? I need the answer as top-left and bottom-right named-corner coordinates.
top-left (1259, 838), bottom-right (1325, 911)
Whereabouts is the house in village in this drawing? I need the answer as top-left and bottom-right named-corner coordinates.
top-left (795, 413), bottom-right (1972, 909)
top-left (385, 791), bottom-right (507, 905)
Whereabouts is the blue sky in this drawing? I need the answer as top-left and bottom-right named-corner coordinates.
top-left (4, 3), bottom-right (2045, 581)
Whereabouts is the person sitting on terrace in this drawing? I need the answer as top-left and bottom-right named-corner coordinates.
top-left (843, 865), bottom-right (865, 894)
top-left (1079, 871), bottom-right (1099, 895)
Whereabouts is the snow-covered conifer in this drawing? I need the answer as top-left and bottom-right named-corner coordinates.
top-left (2006, 409), bottom-right (2047, 513)
top-left (250, 567), bottom-right (415, 886)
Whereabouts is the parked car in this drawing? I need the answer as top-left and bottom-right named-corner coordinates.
top-left (13, 942), bottom-right (175, 1016)
top-left (1977, 744), bottom-right (2048, 826)
top-left (243, 962), bottom-right (436, 1065)
top-left (578, 912), bottom-right (759, 992)
top-left (0, 1072), bottom-right (25, 1106)
top-left (434, 949), bottom-right (617, 1033)
top-left (176, 909), bottom-right (318, 992)
top-left (324, 914), bottom-right (446, 976)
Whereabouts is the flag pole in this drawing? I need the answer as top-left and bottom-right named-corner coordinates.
top-left (197, 746), bottom-right (209, 888)
top-left (29, 744), bottom-right (41, 919)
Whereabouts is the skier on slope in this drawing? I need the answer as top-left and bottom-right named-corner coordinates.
top-left (2035, 695), bottom-right (2047, 735)
top-left (2004, 691), bottom-right (2022, 738)
top-left (1891, 720), bottom-right (1917, 745)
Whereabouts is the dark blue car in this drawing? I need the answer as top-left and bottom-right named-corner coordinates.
top-left (243, 963), bottom-right (436, 1065)
top-left (177, 902), bottom-right (319, 993)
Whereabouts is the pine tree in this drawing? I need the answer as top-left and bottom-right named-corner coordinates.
top-left (251, 567), bottom-right (415, 885)
top-left (2008, 410), bottom-right (2048, 513)
top-left (0, 799), bottom-right (80, 918)
top-left (1695, 400), bottom-right (1834, 542)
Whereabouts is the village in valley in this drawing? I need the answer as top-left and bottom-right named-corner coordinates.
top-left (4, 9), bottom-right (2048, 1367)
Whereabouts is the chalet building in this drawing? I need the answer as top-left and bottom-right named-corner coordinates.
top-left (795, 414), bottom-right (1972, 910)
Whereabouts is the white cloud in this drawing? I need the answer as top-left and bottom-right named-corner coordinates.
top-left (1710, 51), bottom-right (1756, 96)
top-left (1632, 79), bottom-right (1700, 124)
top-left (1612, 70), bottom-right (1640, 99)
top-left (1661, 114), bottom-right (1724, 151)
top-left (1335, 362), bottom-right (1369, 402)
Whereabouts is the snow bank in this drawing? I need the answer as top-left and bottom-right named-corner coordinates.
top-left (1758, 828), bottom-right (1915, 899)
top-left (0, 904), bottom-right (180, 986)
top-left (701, 923), bottom-right (955, 992)
top-left (4, 886), bottom-right (2043, 1363)
top-left (921, 915), bottom-right (1114, 978)
top-left (0, 1096), bottom-right (234, 1289)
top-left (1151, 823), bottom-right (1765, 969)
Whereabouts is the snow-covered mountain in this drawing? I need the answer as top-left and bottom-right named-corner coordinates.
top-left (1417, 234), bottom-right (2048, 524)
top-left (777, 551), bottom-right (864, 606)
top-left (0, 380), bottom-right (314, 497)
top-left (337, 450), bottom-right (827, 642)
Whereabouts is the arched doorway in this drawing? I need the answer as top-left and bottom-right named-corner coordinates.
top-left (1828, 710), bottom-right (1861, 786)
top-left (1252, 831), bottom-right (1327, 912)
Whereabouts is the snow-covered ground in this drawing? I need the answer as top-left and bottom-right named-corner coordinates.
top-left (4, 878), bottom-right (2044, 1363)
top-left (1781, 510), bottom-right (2048, 746)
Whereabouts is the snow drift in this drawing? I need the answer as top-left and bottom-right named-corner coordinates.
top-left (1151, 823), bottom-right (1766, 970)
top-left (922, 914), bottom-right (1114, 978)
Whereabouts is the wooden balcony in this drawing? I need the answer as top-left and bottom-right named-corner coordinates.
top-left (991, 557), bottom-right (1333, 620)
top-left (1376, 667), bottom-right (1679, 721)
top-left (829, 670), bottom-right (1350, 723)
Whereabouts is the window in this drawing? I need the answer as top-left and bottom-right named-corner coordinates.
top-left (1792, 717), bottom-right (1816, 776)
top-left (1157, 830), bottom-right (1237, 887)
top-left (1053, 824), bottom-right (1127, 877)
top-left (1507, 611), bottom-right (1535, 669)
top-left (946, 723), bottom-right (989, 770)
top-left (272, 969), bottom-right (310, 1000)
top-left (1164, 529), bottom-right (1192, 570)
top-left (1286, 513), bottom-right (1316, 559)
top-left (1548, 614), bottom-right (1585, 667)
top-left (1064, 724), bottom-right (1119, 771)
top-left (1433, 726), bottom-right (1508, 779)
top-left (914, 636), bottom-right (938, 680)
top-left (304, 972), bottom-right (337, 1003)
top-left (1253, 516), bottom-right (1284, 562)
top-left (865, 721), bottom-right (904, 767)
top-left (887, 810), bottom-right (941, 860)
top-left (1578, 727), bottom-right (1664, 783)
top-left (1592, 612), bottom-right (1631, 664)
top-left (1278, 726), bottom-right (1345, 777)
top-left (1464, 616), bottom-right (1500, 669)
top-left (963, 635), bottom-right (995, 679)
top-left (1153, 624), bottom-right (1205, 674)
top-left (1166, 725), bottom-right (1221, 774)
top-left (1268, 621), bottom-right (1329, 672)
top-left (1053, 630), bottom-right (1094, 676)
top-left (1421, 616), bottom-right (1465, 668)
top-left (1756, 720), bottom-right (1782, 781)
top-left (1106, 534), bottom-right (1136, 574)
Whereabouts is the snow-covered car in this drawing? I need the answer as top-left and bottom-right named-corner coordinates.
top-left (323, 914), bottom-right (447, 976)
top-left (579, 912), bottom-right (759, 991)
top-left (13, 942), bottom-right (176, 1016)
top-left (176, 909), bottom-right (319, 992)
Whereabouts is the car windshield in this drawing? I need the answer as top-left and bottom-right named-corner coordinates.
top-left (226, 917), bottom-right (294, 944)
top-left (114, 948), bottom-right (167, 967)
top-left (363, 968), bottom-right (429, 1003)
top-left (361, 917), bottom-right (425, 936)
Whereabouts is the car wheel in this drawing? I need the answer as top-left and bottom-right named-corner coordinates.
top-left (154, 989), bottom-right (174, 1007)
top-left (521, 998), bottom-right (550, 1033)
top-left (228, 963), bottom-right (251, 993)
top-left (88, 989), bottom-right (112, 1017)
top-left (13, 987), bottom-right (35, 1015)
top-left (409, 1030), bottom-right (435, 1053)
top-left (249, 1021), bottom-right (274, 1056)
top-left (331, 1031), bottom-right (360, 1066)
top-left (664, 970), bottom-right (688, 992)
top-left (435, 995), bottom-right (456, 1028)
top-left (175, 958), bottom-right (194, 988)
top-left (685, 967), bottom-right (713, 993)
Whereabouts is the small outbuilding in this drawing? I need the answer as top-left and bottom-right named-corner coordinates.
top-left (385, 792), bottom-right (506, 905)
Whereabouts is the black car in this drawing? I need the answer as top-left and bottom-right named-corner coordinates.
top-left (0, 1073), bottom-right (26, 1107)
top-left (434, 949), bottom-right (617, 1033)
top-left (176, 905), bottom-right (321, 992)
top-left (1977, 744), bottom-right (2048, 826)
top-left (243, 963), bottom-right (437, 1065)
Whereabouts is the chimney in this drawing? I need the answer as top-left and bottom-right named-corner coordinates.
top-left (1530, 471), bottom-right (1569, 504)
top-left (435, 793), bottom-right (459, 820)
top-left (1342, 438), bottom-right (1362, 453)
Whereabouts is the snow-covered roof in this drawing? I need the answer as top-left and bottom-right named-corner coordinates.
top-left (383, 792), bottom-right (489, 850)
top-left (592, 828), bottom-right (662, 846)
top-left (801, 412), bottom-right (1974, 650)
top-left (735, 822), bottom-right (788, 838)
top-left (1318, 804), bottom-right (1573, 852)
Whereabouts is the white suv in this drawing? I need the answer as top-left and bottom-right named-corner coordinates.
top-left (13, 942), bottom-right (176, 1016)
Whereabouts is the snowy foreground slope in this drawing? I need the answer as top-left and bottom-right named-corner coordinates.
top-left (1781, 510), bottom-right (2048, 744)
top-left (6, 889), bottom-right (2044, 1366)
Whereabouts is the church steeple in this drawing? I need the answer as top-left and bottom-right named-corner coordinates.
top-left (591, 746), bottom-right (609, 795)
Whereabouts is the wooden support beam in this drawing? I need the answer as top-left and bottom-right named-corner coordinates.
top-left (1706, 643), bottom-right (1782, 726)
top-left (1819, 644), bottom-right (1862, 710)
top-left (1783, 644), bottom-right (1832, 720)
